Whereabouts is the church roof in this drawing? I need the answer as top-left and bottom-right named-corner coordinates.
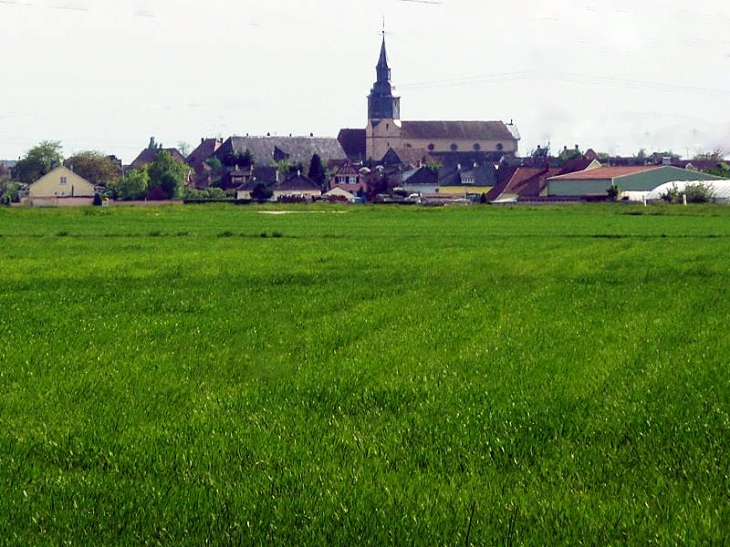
top-left (400, 121), bottom-right (516, 142)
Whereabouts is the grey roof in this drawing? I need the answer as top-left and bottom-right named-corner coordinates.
top-left (276, 174), bottom-right (320, 192)
top-left (438, 163), bottom-right (498, 187)
top-left (401, 121), bottom-right (516, 142)
top-left (218, 136), bottom-right (347, 169)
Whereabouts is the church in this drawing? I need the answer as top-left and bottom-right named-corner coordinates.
top-left (339, 36), bottom-right (520, 163)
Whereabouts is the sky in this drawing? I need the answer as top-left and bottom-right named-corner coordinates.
top-left (1, 0), bottom-right (729, 163)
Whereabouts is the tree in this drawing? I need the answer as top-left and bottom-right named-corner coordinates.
top-left (236, 150), bottom-right (253, 168)
top-left (116, 168), bottom-right (149, 200)
top-left (606, 184), bottom-right (620, 201)
top-left (693, 148), bottom-right (726, 162)
top-left (147, 151), bottom-right (188, 200)
top-left (307, 153), bottom-right (327, 189)
top-left (683, 183), bottom-right (714, 203)
top-left (274, 160), bottom-right (304, 177)
top-left (177, 141), bottom-right (191, 158)
top-left (0, 180), bottom-right (21, 204)
top-left (65, 151), bottom-right (121, 187)
top-left (11, 140), bottom-right (63, 183)
top-left (703, 163), bottom-right (730, 179)
top-left (251, 182), bottom-right (273, 202)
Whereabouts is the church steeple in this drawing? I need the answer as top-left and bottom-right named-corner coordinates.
top-left (368, 34), bottom-right (400, 121)
top-left (376, 35), bottom-right (391, 83)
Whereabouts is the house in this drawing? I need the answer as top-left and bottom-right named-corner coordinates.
top-left (187, 137), bottom-right (223, 175)
top-left (487, 153), bottom-right (602, 202)
top-left (236, 172), bottom-right (322, 202)
top-left (547, 165), bottom-right (725, 197)
top-left (273, 173), bottom-right (322, 202)
top-left (437, 162), bottom-right (499, 197)
top-left (26, 165), bottom-right (95, 206)
top-left (235, 169), bottom-right (280, 200)
top-left (359, 36), bottom-right (520, 162)
top-left (329, 162), bottom-right (362, 188)
top-left (400, 166), bottom-right (439, 195)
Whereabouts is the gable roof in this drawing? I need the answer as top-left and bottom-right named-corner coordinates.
top-left (400, 121), bottom-right (516, 142)
top-left (187, 138), bottom-right (222, 174)
top-left (218, 136), bottom-right (347, 170)
top-left (401, 166), bottom-right (438, 186)
top-left (276, 174), bottom-right (321, 192)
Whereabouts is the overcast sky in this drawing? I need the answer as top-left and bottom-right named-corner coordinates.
top-left (1, 0), bottom-right (729, 162)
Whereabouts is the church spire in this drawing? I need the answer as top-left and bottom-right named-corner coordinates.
top-left (368, 34), bottom-right (400, 121)
top-left (376, 34), bottom-right (391, 83)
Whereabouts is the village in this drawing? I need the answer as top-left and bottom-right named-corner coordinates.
top-left (2, 36), bottom-right (729, 207)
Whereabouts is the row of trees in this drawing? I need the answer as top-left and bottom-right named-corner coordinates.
top-left (1, 141), bottom-right (189, 201)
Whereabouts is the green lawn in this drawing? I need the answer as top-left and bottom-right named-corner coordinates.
top-left (1, 203), bottom-right (729, 545)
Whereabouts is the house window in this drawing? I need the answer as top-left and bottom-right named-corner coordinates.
top-left (496, 143), bottom-right (504, 151)
top-left (428, 143), bottom-right (435, 151)
top-left (473, 143), bottom-right (481, 151)
top-left (450, 143), bottom-right (458, 151)
top-left (60, 176), bottom-right (68, 185)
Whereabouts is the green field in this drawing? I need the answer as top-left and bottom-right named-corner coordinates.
top-left (1, 203), bottom-right (729, 545)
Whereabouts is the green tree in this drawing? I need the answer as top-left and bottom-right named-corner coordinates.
top-left (147, 151), bottom-right (188, 200)
top-left (116, 168), bottom-right (150, 200)
top-left (0, 180), bottom-right (22, 204)
top-left (684, 183), bottom-right (714, 204)
top-left (11, 140), bottom-right (63, 183)
top-left (693, 148), bottom-right (725, 162)
top-left (307, 153), bottom-right (327, 188)
top-left (251, 182), bottom-right (273, 202)
top-left (606, 184), bottom-right (620, 201)
top-left (274, 160), bottom-right (304, 177)
top-left (65, 151), bottom-right (121, 187)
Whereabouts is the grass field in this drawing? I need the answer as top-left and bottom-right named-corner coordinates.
top-left (1, 203), bottom-right (729, 545)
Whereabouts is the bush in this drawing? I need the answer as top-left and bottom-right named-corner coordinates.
top-left (683, 183), bottom-right (714, 204)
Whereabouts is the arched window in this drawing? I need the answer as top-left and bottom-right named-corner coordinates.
top-left (473, 143), bottom-right (481, 151)
top-left (450, 143), bottom-right (458, 151)
top-left (428, 143), bottom-right (435, 151)
top-left (496, 143), bottom-right (504, 151)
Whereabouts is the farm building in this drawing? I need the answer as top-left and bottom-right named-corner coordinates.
top-left (547, 166), bottom-right (724, 197)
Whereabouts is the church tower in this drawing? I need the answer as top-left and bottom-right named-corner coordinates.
top-left (366, 35), bottom-right (402, 161)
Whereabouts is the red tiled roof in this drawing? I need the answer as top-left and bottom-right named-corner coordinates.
top-left (548, 166), bottom-right (659, 181)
